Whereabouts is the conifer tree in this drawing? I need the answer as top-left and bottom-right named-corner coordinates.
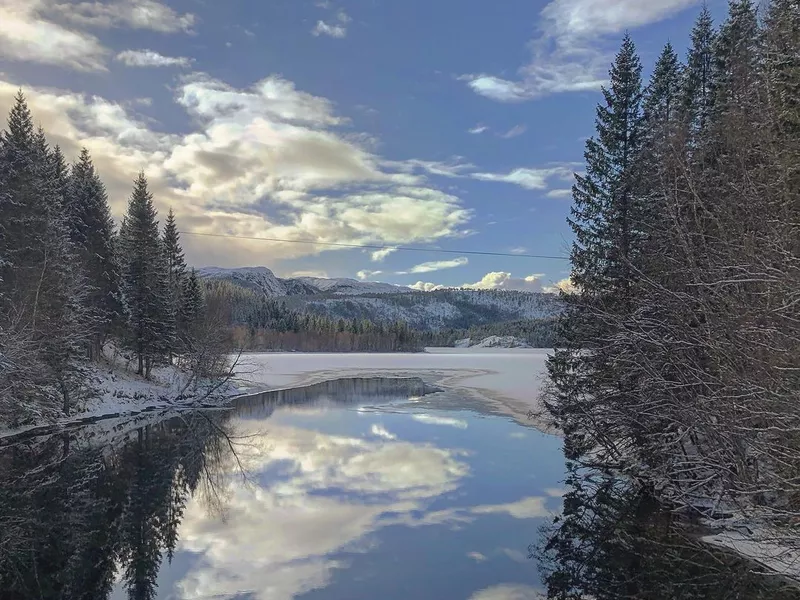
top-left (682, 5), bottom-right (717, 135)
top-left (712, 0), bottom-right (760, 113)
top-left (119, 173), bottom-right (175, 378)
top-left (546, 35), bottom-right (645, 461)
top-left (162, 208), bottom-right (187, 353)
top-left (0, 93), bottom-right (85, 417)
top-left (68, 148), bottom-right (120, 359)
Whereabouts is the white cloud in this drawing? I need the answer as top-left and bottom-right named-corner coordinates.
top-left (409, 281), bottom-right (446, 292)
top-left (386, 158), bottom-right (474, 178)
top-left (472, 166), bottom-right (572, 190)
top-left (397, 257), bottom-right (468, 275)
top-left (0, 73), bottom-right (473, 267)
top-left (312, 9), bottom-right (351, 38)
top-left (370, 247), bottom-right (397, 262)
top-left (467, 551), bottom-right (487, 562)
top-left (471, 496), bottom-right (549, 519)
top-left (465, 75), bottom-right (531, 102)
top-left (286, 269), bottom-right (329, 278)
top-left (543, 277), bottom-right (577, 294)
top-left (0, 0), bottom-right (108, 70)
top-left (468, 124), bottom-right (489, 135)
top-left (464, 272), bottom-right (545, 292)
top-left (175, 419), bottom-right (471, 600)
top-left (464, 0), bottom-right (700, 101)
top-left (357, 269), bottom-right (382, 280)
top-left (115, 49), bottom-right (192, 67)
top-left (509, 247), bottom-right (528, 255)
top-left (370, 424), bottom-right (396, 440)
top-left (312, 20), bottom-right (346, 38)
top-left (500, 124), bottom-right (527, 139)
top-left (412, 414), bottom-right (468, 429)
top-left (469, 584), bottom-right (545, 600)
top-left (546, 188), bottom-right (573, 198)
top-left (50, 0), bottom-right (196, 33)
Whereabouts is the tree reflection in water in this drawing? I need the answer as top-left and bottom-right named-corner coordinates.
top-left (0, 411), bottom-right (242, 600)
top-left (0, 377), bottom-right (438, 600)
top-left (537, 463), bottom-right (800, 599)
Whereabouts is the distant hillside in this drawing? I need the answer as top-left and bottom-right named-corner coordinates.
top-left (285, 289), bottom-right (560, 331)
top-left (199, 266), bottom-right (562, 333)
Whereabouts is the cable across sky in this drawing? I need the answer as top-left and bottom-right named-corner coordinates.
top-left (178, 231), bottom-right (570, 261)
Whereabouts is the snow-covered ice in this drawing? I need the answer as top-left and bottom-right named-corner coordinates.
top-left (237, 348), bottom-right (553, 429)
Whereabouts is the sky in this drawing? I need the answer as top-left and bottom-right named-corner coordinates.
top-left (0, 0), bottom-right (727, 292)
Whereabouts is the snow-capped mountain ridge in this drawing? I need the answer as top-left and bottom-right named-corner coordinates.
top-left (198, 267), bottom-right (408, 297)
top-left (198, 266), bottom-right (563, 330)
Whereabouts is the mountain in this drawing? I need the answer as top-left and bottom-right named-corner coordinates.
top-left (198, 266), bottom-right (562, 331)
top-left (295, 276), bottom-right (411, 296)
top-left (198, 267), bottom-right (407, 297)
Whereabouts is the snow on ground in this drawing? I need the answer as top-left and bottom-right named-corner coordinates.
top-left (236, 348), bottom-right (553, 430)
top-left (703, 529), bottom-right (800, 584)
top-left (0, 346), bottom-right (246, 443)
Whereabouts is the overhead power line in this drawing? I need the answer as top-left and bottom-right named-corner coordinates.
top-left (178, 231), bottom-right (570, 261)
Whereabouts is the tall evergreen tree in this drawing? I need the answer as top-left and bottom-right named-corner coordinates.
top-left (119, 173), bottom-right (174, 377)
top-left (0, 93), bottom-right (85, 417)
top-left (162, 208), bottom-right (187, 353)
top-left (162, 209), bottom-right (186, 294)
top-left (682, 4), bottom-right (717, 136)
top-left (546, 35), bottom-right (646, 462)
top-left (68, 148), bottom-right (120, 360)
top-left (712, 0), bottom-right (760, 113)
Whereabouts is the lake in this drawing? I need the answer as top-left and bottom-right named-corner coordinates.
top-left (0, 376), bottom-right (797, 599)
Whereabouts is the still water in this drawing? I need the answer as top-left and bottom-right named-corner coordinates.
top-left (0, 378), bottom-right (797, 599)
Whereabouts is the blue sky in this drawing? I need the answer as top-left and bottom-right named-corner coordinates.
top-left (0, 0), bottom-right (726, 291)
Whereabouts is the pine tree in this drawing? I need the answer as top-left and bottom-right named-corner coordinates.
top-left (682, 5), bottom-right (717, 136)
top-left (68, 148), bottom-right (121, 359)
top-left (119, 173), bottom-right (175, 378)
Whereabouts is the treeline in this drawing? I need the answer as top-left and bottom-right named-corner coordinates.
top-left (0, 93), bottom-right (224, 427)
top-left (206, 279), bottom-right (559, 350)
top-left (205, 280), bottom-right (426, 352)
top-left (547, 0), bottom-right (799, 535)
top-left (438, 317), bottom-right (560, 348)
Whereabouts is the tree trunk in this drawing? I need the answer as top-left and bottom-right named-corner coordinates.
top-left (137, 350), bottom-right (144, 375)
top-left (145, 356), bottom-right (152, 380)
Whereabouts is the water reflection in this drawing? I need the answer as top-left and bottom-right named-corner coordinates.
top-left (1, 377), bottom-right (791, 599)
top-left (0, 411), bottom-right (235, 599)
top-left (538, 463), bottom-right (800, 599)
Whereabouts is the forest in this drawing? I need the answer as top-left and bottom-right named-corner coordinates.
top-left (544, 0), bottom-right (800, 577)
top-left (0, 93), bottom-right (227, 428)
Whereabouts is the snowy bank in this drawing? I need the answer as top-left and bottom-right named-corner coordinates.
top-left (0, 347), bottom-right (247, 444)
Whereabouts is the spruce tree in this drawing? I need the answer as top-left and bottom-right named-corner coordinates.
top-left (119, 173), bottom-right (175, 378)
top-left (68, 148), bottom-right (121, 359)
top-left (569, 33), bottom-right (644, 302)
top-left (178, 268), bottom-right (204, 350)
top-left (546, 35), bottom-right (646, 462)
top-left (0, 94), bottom-right (85, 417)
top-left (162, 208), bottom-right (186, 353)
top-left (712, 0), bottom-right (759, 113)
top-left (682, 5), bottom-right (717, 136)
